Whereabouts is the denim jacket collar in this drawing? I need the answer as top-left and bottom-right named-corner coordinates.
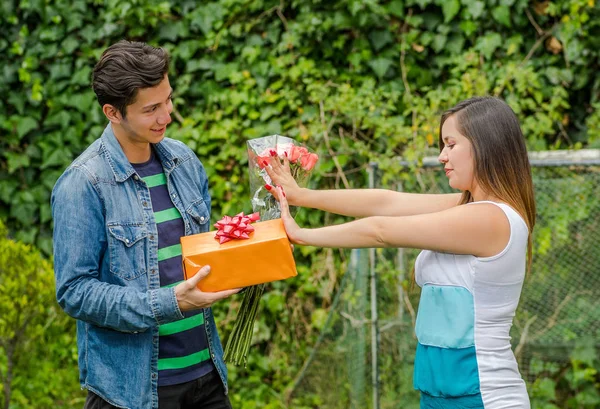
top-left (100, 124), bottom-right (184, 183)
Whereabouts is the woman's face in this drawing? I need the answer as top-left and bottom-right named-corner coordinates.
top-left (438, 115), bottom-right (477, 192)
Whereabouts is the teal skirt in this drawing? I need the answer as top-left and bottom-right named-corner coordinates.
top-left (420, 392), bottom-right (485, 409)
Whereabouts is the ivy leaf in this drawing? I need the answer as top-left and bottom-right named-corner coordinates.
top-left (158, 21), bottom-right (187, 42)
top-left (463, 0), bottom-right (485, 19)
top-left (369, 30), bottom-right (393, 51)
top-left (545, 67), bottom-right (573, 85)
top-left (441, 0), bottom-right (461, 23)
top-left (263, 291), bottom-right (285, 314)
top-left (214, 63), bottom-right (239, 82)
top-left (492, 6), bottom-right (511, 27)
top-left (49, 63), bottom-right (72, 80)
top-left (40, 148), bottom-right (71, 170)
top-left (368, 58), bottom-right (393, 79)
top-left (475, 32), bottom-right (503, 59)
top-left (65, 93), bottom-right (95, 113)
top-left (40, 203), bottom-right (52, 224)
top-left (565, 38), bottom-right (584, 64)
top-left (504, 34), bottom-right (523, 56)
top-left (186, 58), bottom-right (213, 73)
top-left (16, 116), bottom-right (37, 138)
top-left (415, 0), bottom-right (434, 8)
top-left (532, 378), bottom-right (556, 400)
top-left (71, 66), bottom-right (91, 86)
top-left (445, 35), bottom-right (466, 55)
top-left (14, 226), bottom-right (37, 243)
top-left (0, 180), bottom-right (18, 203)
top-left (61, 36), bottom-right (79, 54)
top-left (387, 0), bottom-right (405, 18)
top-left (310, 308), bottom-right (328, 330)
top-left (10, 202), bottom-right (37, 225)
top-left (190, 3), bottom-right (223, 36)
top-left (45, 111), bottom-right (71, 128)
top-left (37, 235), bottom-right (53, 256)
top-left (459, 20), bottom-right (478, 36)
top-left (432, 34), bottom-right (448, 52)
top-left (174, 40), bottom-right (201, 60)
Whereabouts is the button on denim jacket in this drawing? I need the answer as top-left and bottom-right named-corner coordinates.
top-left (51, 125), bottom-right (228, 409)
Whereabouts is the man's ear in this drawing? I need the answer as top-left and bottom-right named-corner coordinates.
top-left (102, 104), bottom-right (123, 123)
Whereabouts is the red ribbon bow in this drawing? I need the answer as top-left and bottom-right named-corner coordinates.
top-left (214, 212), bottom-right (261, 244)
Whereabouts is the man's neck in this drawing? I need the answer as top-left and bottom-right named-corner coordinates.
top-left (111, 123), bottom-right (152, 164)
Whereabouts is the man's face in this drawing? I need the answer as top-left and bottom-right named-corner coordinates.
top-left (118, 75), bottom-right (173, 144)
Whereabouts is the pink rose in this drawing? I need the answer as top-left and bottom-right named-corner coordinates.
top-left (290, 145), bottom-right (308, 162)
top-left (276, 143), bottom-right (294, 158)
top-left (256, 155), bottom-right (271, 169)
top-left (300, 153), bottom-right (319, 171)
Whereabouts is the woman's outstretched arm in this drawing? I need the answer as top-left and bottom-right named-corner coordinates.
top-left (264, 155), bottom-right (461, 217)
top-left (274, 187), bottom-right (510, 258)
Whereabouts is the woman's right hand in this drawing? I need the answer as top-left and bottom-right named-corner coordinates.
top-left (263, 154), bottom-right (302, 205)
top-left (271, 186), bottom-right (304, 244)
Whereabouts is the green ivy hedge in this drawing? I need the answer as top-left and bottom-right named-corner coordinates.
top-left (1, 0), bottom-right (600, 407)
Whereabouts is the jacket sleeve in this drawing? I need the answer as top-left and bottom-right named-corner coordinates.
top-left (197, 158), bottom-right (211, 219)
top-left (51, 166), bottom-right (184, 332)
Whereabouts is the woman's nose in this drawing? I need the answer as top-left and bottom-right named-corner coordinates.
top-left (438, 150), bottom-right (448, 164)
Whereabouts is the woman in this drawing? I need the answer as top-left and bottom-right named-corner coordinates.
top-left (265, 96), bottom-right (535, 408)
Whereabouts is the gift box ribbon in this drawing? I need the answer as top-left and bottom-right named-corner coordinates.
top-left (214, 212), bottom-right (261, 244)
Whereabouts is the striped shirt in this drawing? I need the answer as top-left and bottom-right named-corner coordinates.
top-left (132, 151), bottom-right (213, 386)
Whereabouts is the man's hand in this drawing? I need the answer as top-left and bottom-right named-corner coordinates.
top-left (175, 266), bottom-right (241, 312)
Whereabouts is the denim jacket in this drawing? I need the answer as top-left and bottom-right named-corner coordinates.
top-left (51, 124), bottom-right (228, 409)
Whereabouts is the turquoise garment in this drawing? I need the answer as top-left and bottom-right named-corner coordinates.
top-left (414, 343), bottom-right (481, 397)
top-left (415, 285), bottom-right (475, 349)
top-left (420, 392), bottom-right (484, 409)
top-left (414, 284), bottom-right (481, 398)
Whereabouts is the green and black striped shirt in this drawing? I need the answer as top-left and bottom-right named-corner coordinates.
top-left (132, 152), bottom-right (213, 386)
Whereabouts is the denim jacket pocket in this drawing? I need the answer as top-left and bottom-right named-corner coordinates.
top-left (185, 199), bottom-right (210, 234)
top-left (107, 222), bottom-right (147, 280)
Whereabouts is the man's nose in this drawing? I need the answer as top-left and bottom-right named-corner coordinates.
top-left (158, 107), bottom-right (172, 126)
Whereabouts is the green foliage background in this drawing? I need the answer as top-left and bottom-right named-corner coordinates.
top-left (1, 0), bottom-right (599, 408)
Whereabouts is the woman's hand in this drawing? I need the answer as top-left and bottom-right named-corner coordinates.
top-left (263, 154), bottom-right (302, 206)
top-left (271, 185), bottom-right (304, 245)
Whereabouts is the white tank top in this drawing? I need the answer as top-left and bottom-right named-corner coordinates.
top-left (414, 201), bottom-right (530, 408)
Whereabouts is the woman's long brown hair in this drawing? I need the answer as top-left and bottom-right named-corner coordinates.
top-left (439, 96), bottom-right (536, 269)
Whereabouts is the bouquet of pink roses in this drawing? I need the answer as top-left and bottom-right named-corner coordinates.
top-left (248, 135), bottom-right (319, 220)
top-left (223, 135), bottom-right (318, 366)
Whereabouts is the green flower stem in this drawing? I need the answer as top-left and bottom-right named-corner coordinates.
top-left (224, 283), bottom-right (266, 366)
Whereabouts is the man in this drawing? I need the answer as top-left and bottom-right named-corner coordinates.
top-left (52, 40), bottom-right (239, 409)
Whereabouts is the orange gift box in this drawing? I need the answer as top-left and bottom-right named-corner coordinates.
top-left (180, 218), bottom-right (297, 292)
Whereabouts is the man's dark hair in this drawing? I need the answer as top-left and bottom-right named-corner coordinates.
top-left (92, 40), bottom-right (170, 117)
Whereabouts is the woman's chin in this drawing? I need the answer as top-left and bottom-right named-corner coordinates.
top-left (448, 180), bottom-right (467, 191)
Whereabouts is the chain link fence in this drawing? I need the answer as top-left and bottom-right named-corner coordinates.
top-left (288, 150), bottom-right (600, 409)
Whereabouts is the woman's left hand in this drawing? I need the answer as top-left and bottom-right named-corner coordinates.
top-left (272, 185), bottom-right (304, 245)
